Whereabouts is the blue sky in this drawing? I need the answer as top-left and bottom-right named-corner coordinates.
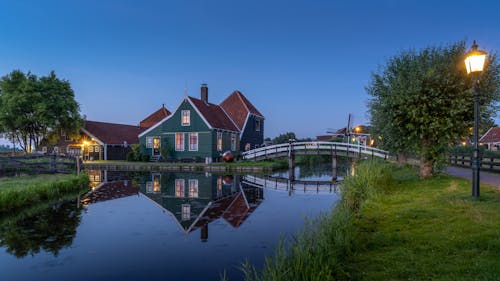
top-left (1, 0), bottom-right (499, 141)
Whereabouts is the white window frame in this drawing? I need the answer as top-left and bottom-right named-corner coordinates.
top-left (54, 147), bottom-right (59, 154)
top-left (231, 134), bottom-right (236, 151)
top-left (42, 146), bottom-right (47, 153)
top-left (181, 204), bottom-right (191, 221)
top-left (146, 182), bottom-right (153, 193)
top-left (94, 145), bottom-right (100, 152)
top-left (146, 137), bottom-right (153, 148)
top-left (189, 133), bottom-right (198, 151)
top-left (175, 133), bottom-right (185, 151)
top-left (217, 132), bottom-right (223, 152)
top-left (175, 179), bottom-right (185, 198)
top-left (188, 179), bottom-right (199, 198)
top-left (255, 119), bottom-right (261, 132)
top-left (181, 110), bottom-right (190, 126)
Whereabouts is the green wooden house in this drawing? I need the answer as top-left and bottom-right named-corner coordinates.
top-left (138, 84), bottom-right (241, 162)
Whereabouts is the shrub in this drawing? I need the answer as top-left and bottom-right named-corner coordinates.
top-left (342, 159), bottom-right (393, 213)
top-left (141, 154), bottom-right (150, 162)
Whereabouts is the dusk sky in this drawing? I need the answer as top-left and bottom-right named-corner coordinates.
top-left (1, 0), bottom-right (500, 140)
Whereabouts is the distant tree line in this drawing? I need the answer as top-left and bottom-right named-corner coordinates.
top-left (0, 70), bottom-right (82, 153)
top-left (271, 132), bottom-right (312, 144)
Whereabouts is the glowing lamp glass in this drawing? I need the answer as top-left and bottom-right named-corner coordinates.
top-left (465, 41), bottom-right (487, 75)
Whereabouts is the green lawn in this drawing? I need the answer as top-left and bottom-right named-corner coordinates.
top-left (347, 169), bottom-right (500, 280)
top-left (239, 162), bottom-right (500, 281)
top-left (0, 173), bottom-right (89, 213)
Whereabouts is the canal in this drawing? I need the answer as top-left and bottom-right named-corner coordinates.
top-left (0, 164), bottom-right (346, 281)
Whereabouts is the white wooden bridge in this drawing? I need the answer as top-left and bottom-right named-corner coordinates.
top-left (242, 141), bottom-right (389, 161)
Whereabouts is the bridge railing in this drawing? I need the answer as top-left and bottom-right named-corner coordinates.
top-left (242, 141), bottom-right (389, 160)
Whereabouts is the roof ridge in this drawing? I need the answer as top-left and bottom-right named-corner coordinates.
top-left (86, 120), bottom-right (139, 127)
top-left (235, 91), bottom-right (251, 113)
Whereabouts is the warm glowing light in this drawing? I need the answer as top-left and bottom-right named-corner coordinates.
top-left (465, 41), bottom-right (487, 74)
top-left (355, 126), bottom-right (361, 133)
top-left (370, 139), bottom-right (375, 146)
top-left (82, 140), bottom-right (89, 146)
top-left (462, 141), bottom-right (467, 146)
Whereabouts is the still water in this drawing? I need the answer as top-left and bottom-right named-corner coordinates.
top-left (0, 165), bottom-right (341, 281)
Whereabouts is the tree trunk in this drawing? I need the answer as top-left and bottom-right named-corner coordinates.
top-left (397, 152), bottom-right (408, 166)
top-left (419, 159), bottom-right (433, 179)
top-left (419, 140), bottom-right (433, 179)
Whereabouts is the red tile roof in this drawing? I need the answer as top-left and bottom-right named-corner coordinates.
top-left (480, 127), bottom-right (500, 143)
top-left (140, 105), bottom-right (171, 128)
top-left (188, 96), bottom-right (239, 132)
top-left (84, 120), bottom-right (145, 144)
top-left (220, 91), bottom-right (264, 130)
top-left (81, 180), bottom-right (139, 206)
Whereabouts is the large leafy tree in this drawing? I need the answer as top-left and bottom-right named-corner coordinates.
top-left (0, 70), bottom-right (82, 153)
top-left (367, 41), bottom-right (500, 178)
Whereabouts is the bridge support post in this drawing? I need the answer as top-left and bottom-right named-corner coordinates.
top-left (288, 153), bottom-right (295, 181)
top-left (288, 139), bottom-right (295, 181)
top-left (332, 156), bottom-right (338, 180)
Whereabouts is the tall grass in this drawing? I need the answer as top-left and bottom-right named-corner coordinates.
top-left (0, 174), bottom-right (89, 213)
top-left (239, 160), bottom-right (393, 281)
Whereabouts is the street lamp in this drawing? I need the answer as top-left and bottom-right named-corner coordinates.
top-left (465, 40), bottom-right (487, 198)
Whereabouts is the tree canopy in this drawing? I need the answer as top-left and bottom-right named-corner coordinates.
top-left (0, 70), bottom-right (82, 153)
top-left (367, 41), bottom-right (500, 178)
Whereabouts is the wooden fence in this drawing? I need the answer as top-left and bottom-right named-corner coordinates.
top-left (0, 154), bottom-right (80, 175)
top-left (448, 153), bottom-right (500, 173)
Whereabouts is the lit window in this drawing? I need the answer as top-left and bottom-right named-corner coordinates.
top-left (153, 174), bottom-right (161, 193)
top-left (181, 110), bottom-right (190, 126)
top-left (231, 134), bottom-right (236, 151)
top-left (217, 132), bottom-right (223, 151)
top-left (175, 179), bottom-right (185, 197)
top-left (217, 177), bottom-right (223, 198)
top-left (175, 133), bottom-right (185, 151)
top-left (146, 137), bottom-right (153, 148)
top-left (188, 179), bottom-right (198, 198)
top-left (189, 133), bottom-right (198, 151)
top-left (89, 146), bottom-right (94, 153)
top-left (182, 204), bottom-right (191, 221)
top-left (255, 119), bottom-right (261, 132)
top-left (153, 137), bottom-right (160, 149)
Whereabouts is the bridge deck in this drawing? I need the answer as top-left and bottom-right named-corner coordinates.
top-left (242, 141), bottom-right (389, 161)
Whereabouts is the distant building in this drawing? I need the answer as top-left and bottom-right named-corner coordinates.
top-left (480, 127), bottom-right (500, 150)
top-left (39, 121), bottom-right (145, 160)
top-left (39, 106), bottom-right (171, 160)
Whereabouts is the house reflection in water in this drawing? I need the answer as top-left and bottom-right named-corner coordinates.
top-left (139, 172), bottom-right (263, 242)
top-left (81, 170), bottom-right (140, 206)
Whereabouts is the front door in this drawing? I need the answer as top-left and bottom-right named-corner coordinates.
top-left (153, 137), bottom-right (161, 156)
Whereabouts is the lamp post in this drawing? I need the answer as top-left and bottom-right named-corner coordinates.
top-left (464, 40), bottom-right (487, 199)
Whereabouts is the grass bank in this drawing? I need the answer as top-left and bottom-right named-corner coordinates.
top-left (238, 160), bottom-right (500, 280)
top-left (0, 174), bottom-right (89, 213)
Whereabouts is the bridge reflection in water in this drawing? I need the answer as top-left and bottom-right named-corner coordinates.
top-left (242, 175), bottom-right (340, 195)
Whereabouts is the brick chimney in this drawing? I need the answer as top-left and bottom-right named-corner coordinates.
top-left (201, 83), bottom-right (208, 103)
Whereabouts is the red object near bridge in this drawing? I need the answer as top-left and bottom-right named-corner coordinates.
top-left (222, 151), bottom-right (234, 162)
